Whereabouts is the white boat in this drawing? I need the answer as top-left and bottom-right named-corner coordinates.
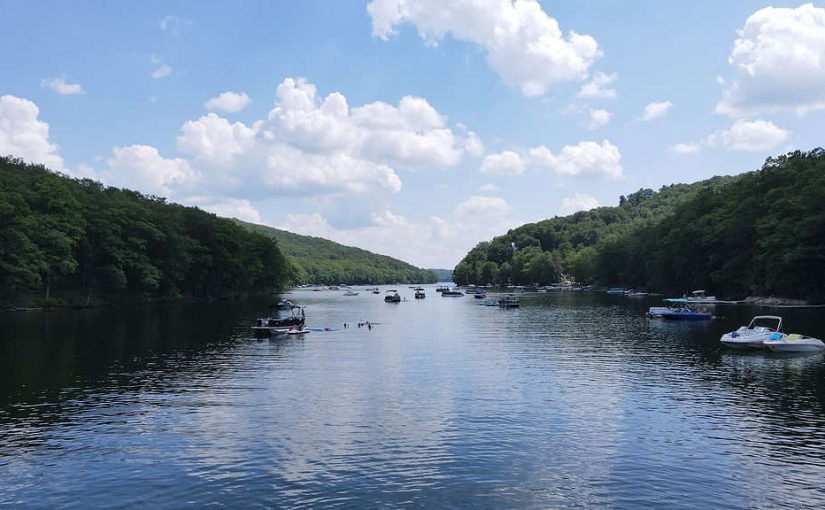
top-left (286, 327), bottom-right (310, 335)
top-left (720, 315), bottom-right (783, 349)
top-left (686, 290), bottom-right (718, 303)
top-left (763, 333), bottom-right (825, 352)
top-left (343, 289), bottom-right (359, 296)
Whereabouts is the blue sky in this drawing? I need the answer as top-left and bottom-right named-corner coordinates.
top-left (2, 1), bottom-right (824, 268)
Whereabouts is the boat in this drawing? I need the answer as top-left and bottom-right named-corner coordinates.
top-left (343, 289), bottom-right (359, 296)
top-left (472, 290), bottom-right (487, 299)
top-left (286, 326), bottom-right (310, 335)
top-left (763, 333), bottom-right (825, 352)
top-left (384, 290), bottom-right (401, 303)
top-left (436, 285), bottom-right (449, 293)
top-left (252, 304), bottom-right (306, 336)
top-left (477, 299), bottom-right (499, 306)
top-left (441, 288), bottom-right (464, 297)
top-left (720, 315), bottom-right (783, 349)
top-left (606, 287), bottom-right (627, 294)
top-left (686, 290), bottom-right (718, 303)
top-left (414, 287), bottom-right (426, 299)
top-left (498, 294), bottom-right (520, 308)
top-left (368, 287), bottom-right (380, 294)
top-left (648, 299), bottom-right (711, 320)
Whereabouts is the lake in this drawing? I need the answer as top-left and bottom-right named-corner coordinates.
top-left (2, 287), bottom-right (825, 508)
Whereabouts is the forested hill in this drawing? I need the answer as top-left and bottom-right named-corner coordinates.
top-left (454, 148), bottom-right (825, 301)
top-left (235, 220), bottom-right (438, 285)
top-left (0, 156), bottom-right (290, 307)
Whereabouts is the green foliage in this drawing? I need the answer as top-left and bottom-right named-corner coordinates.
top-left (453, 148), bottom-right (825, 300)
top-left (234, 220), bottom-right (437, 285)
top-left (0, 157), bottom-right (290, 306)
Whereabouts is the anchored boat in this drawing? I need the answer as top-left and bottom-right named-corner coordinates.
top-left (763, 333), bottom-right (825, 352)
top-left (252, 304), bottom-right (306, 336)
top-left (720, 315), bottom-right (783, 349)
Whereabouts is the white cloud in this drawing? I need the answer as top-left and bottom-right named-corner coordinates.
top-left (717, 3), bottom-right (825, 117)
top-left (105, 145), bottom-right (198, 196)
top-left (368, 0), bottom-right (601, 96)
top-left (480, 150), bottom-right (524, 176)
top-left (151, 64), bottom-right (173, 79)
top-left (278, 195), bottom-right (517, 268)
top-left (177, 113), bottom-right (257, 164)
top-left (559, 193), bottom-right (601, 215)
top-left (706, 119), bottom-right (789, 152)
top-left (641, 100), bottom-right (672, 121)
top-left (477, 183), bottom-right (500, 194)
top-left (588, 108), bottom-right (611, 129)
top-left (40, 76), bottom-right (84, 95)
top-left (672, 143), bottom-right (701, 154)
top-left (0, 95), bottom-right (64, 170)
top-left (159, 15), bottom-right (182, 34)
top-left (189, 197), bottom-right (262, 223)
top-left (527, 140), bottom-right (623, 179)
top-left (578, 72), bottom-right (618, 99)
top-left (204, 91), bottom-right (251, 113)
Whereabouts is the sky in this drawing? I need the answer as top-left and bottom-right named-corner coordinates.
top-left (2, 1), bottom-right (824, 269)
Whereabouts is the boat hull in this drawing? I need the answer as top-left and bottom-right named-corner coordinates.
top-left (764, 338), bottom-right (825, 352)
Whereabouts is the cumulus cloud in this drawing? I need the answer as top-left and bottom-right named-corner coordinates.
top-left (188, 197), bottom-right (262, 223)
top-left (0, 95), bottom-right (64, 169)
top-left (368, 0), bottom-right (601, 96)
top-left (578, 72), bottom-right (618, 99)
top-left (151, 64), bottom-right (173, 79)
top-left (706, 119), bottom-right (789, 151)
top-left (105, 145), bottom-right (198, 196)
top-left (717, 3), bottom-right (825, 116)
top-left (559, 193), bottom-right (601, 215)
top-left (480, 150), bottom-right (525, 176)
top-left (479, 140), bottom-right (623, 180)
top-left (588, 108), bottom-right (611, 129)
top-left (204, 91), bottom-right (251, 113)
top-left (641, 100), bottom-right (672, 121)
top-left (174, 77), bottom-right (478, 198)
top-left (40, 76), bottom-right (84, 95)
top-left (672, 143), bottom-right (701, 154)
top-left (278, 195), bottom-right (517, 268)
top-left (527, 140), bottom-right (623, 179)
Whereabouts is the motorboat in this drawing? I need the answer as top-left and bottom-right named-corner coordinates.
top-left (498, 294), bottom-right (520, 308)
top-left (686, 290), bottom-right (718, 303)
top-left (384, 290), bottom-right (401, 303)
top-left (414, 287), bottom-right (426, 299)
top-left (763, 333), bottom-right (825, 352)
top-left (720, 315), bottom-right (783, 349)
top-left (252, 304), bottom-right (306, 336)
top-left (441, 288), bottom-right (464, 297)
top-left (606, 287), bottom-right (627, 294)
top-left (343, 289), bottom-right (359, 296)
top-left (648, 299), bottom-right (711, 320)
top-left (286, 326), bottom-right (310, 335)
top-left (368, 287), bottom-right (381, 294)
top-left (436, 285), bottom-right (450, 293)
top-left (473, 290), bottom-right (487, 299)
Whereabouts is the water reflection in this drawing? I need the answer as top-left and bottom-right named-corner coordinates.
top-left (2, 290), bottom-right (825, 508)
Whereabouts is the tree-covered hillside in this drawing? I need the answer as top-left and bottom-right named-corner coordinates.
top-left (235, 220), bottom-right (437, 285)
top-left (0, 156), bottom-right (290, 307)
top-left (454, 149), bottom-right (825, 301)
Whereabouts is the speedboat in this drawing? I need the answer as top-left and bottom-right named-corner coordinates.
top-left (343, 289), bottom-right (359, 296)
top-left (763, 333), bottom-right (825, 352)
top-left (720, 315), bottom-right (783, 349)
top-left (384, 290), bottom-right (401, 302)
top-left (441, 288), bottom-right (464, 297)
top-left (473, 289), bottom-right (487, 299)
top-left (414, 287), bottom-right (425, 299)
top-left (286, 326), bottom-right (310, 335)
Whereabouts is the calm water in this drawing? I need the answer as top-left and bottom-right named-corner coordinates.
top-left (2, 288), bottom-right (825, 509)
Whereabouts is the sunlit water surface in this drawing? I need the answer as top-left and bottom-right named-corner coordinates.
top-left (2, 288), bottom-right (825, 508)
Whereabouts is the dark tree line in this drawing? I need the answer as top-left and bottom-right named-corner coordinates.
top-left (1, 156), bottom-right (291, 306)
top-left (454, 148), bottom-right (825, 301)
